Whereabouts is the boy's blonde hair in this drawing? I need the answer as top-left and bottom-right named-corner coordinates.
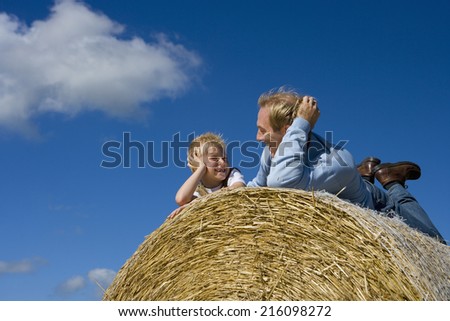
top-left (258, 87), bottom-right (303, 132)
top-left (187, 132), bottom-right (226, 172)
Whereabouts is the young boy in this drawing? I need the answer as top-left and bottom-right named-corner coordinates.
top-left (169, 133), bottom-right (245, 218)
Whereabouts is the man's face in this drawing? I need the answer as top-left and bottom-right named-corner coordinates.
top-left (256, 107), bottom-right (285, 157)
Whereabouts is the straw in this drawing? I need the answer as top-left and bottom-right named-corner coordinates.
top-left (104, 187), bottom-right (449, 301)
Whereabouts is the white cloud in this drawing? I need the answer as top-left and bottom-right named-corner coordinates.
top-left (56, 275), bottom-right (86, 295)
top-left (88, 268), bottom-right (116, 291)
top-left (0, 0), bottom-right (201, 137)
top-left (0, 257), bottom-right (46, 274)
top-left (54, 268), bottom-right (116, 299)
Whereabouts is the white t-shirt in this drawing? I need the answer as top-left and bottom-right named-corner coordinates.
top-left (193, 168), bottom-right (245, 197)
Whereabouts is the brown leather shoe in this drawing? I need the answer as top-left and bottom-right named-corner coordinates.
top-left (373, 161), bottom-right (421, 189)
top-left (357, 157), bottom-right (381, 183)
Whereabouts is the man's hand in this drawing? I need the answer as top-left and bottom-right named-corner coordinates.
top-left (297, 96), bottom-right (320, 129)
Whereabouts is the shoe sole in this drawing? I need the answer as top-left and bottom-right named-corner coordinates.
top-left (373, 161), bottom-right (421, 180)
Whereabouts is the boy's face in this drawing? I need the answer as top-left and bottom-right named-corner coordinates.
top-left (203, 145), bottom-right (229, 183)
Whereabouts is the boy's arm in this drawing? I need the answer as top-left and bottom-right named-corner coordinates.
top-left (229, 181), bottom-right (246, 189)
top-left (227, 168), bottom-right (246, 189)
top-left (175, 161), bottom-right (206, 206)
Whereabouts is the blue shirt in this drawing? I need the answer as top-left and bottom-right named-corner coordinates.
top-left (248, 117), bottom-right (374, 209)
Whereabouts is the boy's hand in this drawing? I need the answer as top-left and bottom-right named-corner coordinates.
top-left (168, 204), bottom-right (188, 219)
top-left (194, 154), bottom-right (207, 172)
top-left (188, 153), bottom-right (207, 172)
top-left (297, 96), bottom-right (320, 129)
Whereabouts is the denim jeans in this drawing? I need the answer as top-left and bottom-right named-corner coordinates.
top-left (364, 181), bottom-right (446, 244)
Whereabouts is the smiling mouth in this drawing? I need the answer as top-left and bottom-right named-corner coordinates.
top-left (214, 167), bottom-right (227, 174)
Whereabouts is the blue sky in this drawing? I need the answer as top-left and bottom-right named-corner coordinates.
top-left (0, 0), bottom-right (449, 300)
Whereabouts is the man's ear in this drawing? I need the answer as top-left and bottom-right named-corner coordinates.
top-left (281, 124), bottom-right (290, 135)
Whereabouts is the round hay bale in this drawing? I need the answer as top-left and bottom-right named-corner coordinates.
top-left (104, 187), bottom-right (449, 300)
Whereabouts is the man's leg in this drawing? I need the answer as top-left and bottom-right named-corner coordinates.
top-left (386, 183), bottom-right (445, 243)
top-left (374, 161), bottom-right (446, 244)
top-left (363, 180), bottom-right (392, 212)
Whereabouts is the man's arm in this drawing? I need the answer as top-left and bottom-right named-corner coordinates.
top-left (247, 147), bottom-right (271, 187)
top-left (266, 117), bottom-right (312, 188)
top-left (266, 96), bottom-right (320, 189)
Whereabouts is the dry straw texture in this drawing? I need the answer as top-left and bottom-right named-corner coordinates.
top-left (104, 187), bottom-right (449, 301)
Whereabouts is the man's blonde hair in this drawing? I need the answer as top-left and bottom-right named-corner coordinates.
top-left (258, 87), bottom-right (303, 132)
top-left (187, 132), bottom-right (226, 171)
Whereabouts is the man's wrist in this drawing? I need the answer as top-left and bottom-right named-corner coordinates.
top-left (293, 117), bottom-right (312, 133)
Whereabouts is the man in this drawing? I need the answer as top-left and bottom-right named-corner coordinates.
top-left (248, 87), bottom-right (445, 244)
